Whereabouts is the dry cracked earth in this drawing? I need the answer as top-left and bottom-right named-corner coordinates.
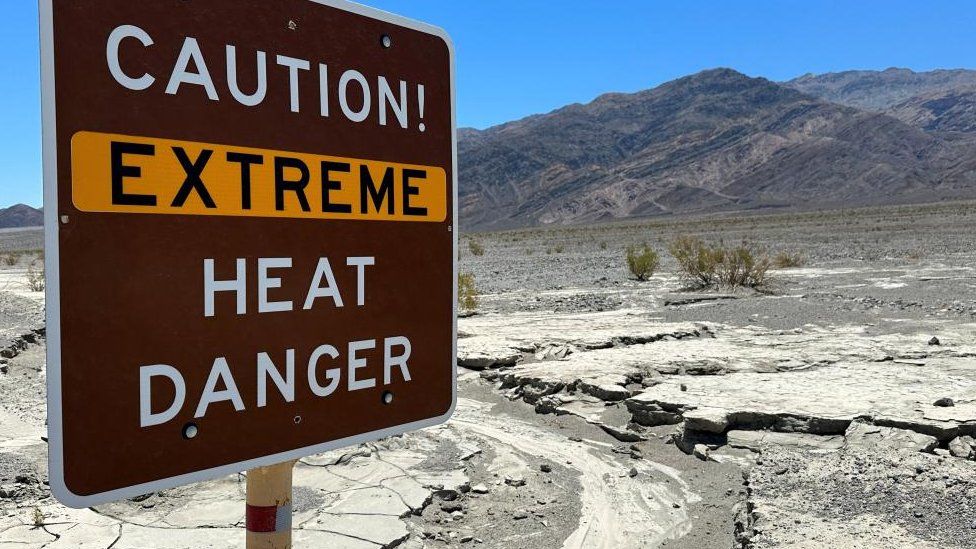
top-left (2, 202), bottom-right (976, 548)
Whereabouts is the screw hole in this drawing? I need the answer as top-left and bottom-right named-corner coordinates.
top-left (294, 415), bottom-right (302, 424)
top-left (382, 391), bottom-right (394, 405)
top-left (380, 34), bottom-right (392, 48)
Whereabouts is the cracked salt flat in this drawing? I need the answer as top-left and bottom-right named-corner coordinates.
top-left (451, 398), bottom-right (698, 549)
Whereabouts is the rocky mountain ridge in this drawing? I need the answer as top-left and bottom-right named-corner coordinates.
top-left (459, 68), bottom-right (976, 230)
top-left (0, 204), bottom-right (42, 229)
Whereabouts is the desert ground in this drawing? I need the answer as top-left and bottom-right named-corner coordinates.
top-left (2, 201), bottom-right (976, 548)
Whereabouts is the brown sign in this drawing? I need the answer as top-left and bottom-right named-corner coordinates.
top-left (41, 0), bottom-right (456, 507)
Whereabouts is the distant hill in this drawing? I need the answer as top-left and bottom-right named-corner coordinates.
top-left (458, 68), bottom-right (976, 230)
top-left (886, 87), bottom-right (976, 134)
top-left (0, 204), bottom-right (43, 229)
top-left (784, 68), bottom-right (976, 112)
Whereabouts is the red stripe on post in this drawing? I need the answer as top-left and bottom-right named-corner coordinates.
top-left (246, 504), bottom-right (279, 533)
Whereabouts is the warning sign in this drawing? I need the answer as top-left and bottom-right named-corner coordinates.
top-left (40, 0), bottom-right (456, 507)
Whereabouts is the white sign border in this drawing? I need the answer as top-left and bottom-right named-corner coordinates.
top-left (40, 0), bottom-right (458, 509)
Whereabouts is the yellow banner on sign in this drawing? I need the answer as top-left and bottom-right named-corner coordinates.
top-left (71, 131), bottom-right (448, 222)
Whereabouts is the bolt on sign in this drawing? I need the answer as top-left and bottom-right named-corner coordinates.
top-left (40, 0), bottom-right (457, 507)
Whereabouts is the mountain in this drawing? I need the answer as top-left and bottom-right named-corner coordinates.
top-left (0, 204), bottom-right (43, 229)
top-left (886, 87), bottom-right (976, 134)
top-left (785, 68), bottom-right (976, 112)
top-left (458, 68), bottom-right (976, 230)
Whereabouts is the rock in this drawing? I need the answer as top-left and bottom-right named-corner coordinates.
top-left (451, 511), bottom-right (464, 520)
top-left (14, 474), bottom-right (35, 485)
top-left (683, 407), bottom-right (729, 434)
top-left (949, 436), bottom-right (976, 460)
top-left (599, 423), bottom-right (646, 443)
top-left (928, 336), bottom-right (941, 346)
top-left (539, 464), bottom-right (552, 473)
top-left (440, 502), bottom-right (463, 513)
top-left (435, 489), bottom-right (460, 501)
top-left (513, 511), bottom-right (529, 520)
top-left (456, 347), bottom-right (521, 370)
top-left (504, 475), bottom-right (526, 487)
top-left (627, 467), bottom-right (638, 478)
top-left (580, 381), bottom-right (631, 401)
top-left (568, 435), bottom-right (583, 442)
top-left (692, 444), bottom-right (710, 461)
top-left (470, 483), bottom-right (489, 494)
top-left (933, 397), bottom-right (955, 407)
top-left (727, 430), bottom-right (844, 452)
top-left (844, 421), bottom-right (938, 453)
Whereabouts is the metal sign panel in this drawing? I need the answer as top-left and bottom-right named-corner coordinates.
top-left (40, 0), bottom-right (456, 508)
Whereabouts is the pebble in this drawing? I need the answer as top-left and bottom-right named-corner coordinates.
top-left (540, 464), bottom-right (552, 473)
top-left (471, 483), bottom-right (489, 494)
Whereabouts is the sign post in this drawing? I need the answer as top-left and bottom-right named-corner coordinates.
top-left (39, 0), bottom-right (457, 522)
top-left (246, 461), bottom-right (297, 548)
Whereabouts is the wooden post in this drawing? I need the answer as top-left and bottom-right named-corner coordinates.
top-left (246, 461), bottom-right (296, 548)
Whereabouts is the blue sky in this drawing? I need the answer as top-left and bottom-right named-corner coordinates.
top-left (4, 1), bottom-right (976, 208)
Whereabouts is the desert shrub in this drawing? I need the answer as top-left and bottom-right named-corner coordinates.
top-left (625, 244), bottom-right (659, 281)
top-left (31, 506), bottom-right (43, 527)
top-left (546, 244), bottom-right (565, 255)
top-left (772, 251), bottom-right (805, 268)
top-left (669, 236), bottom-right (721, 287)
top-left (669, 236), bottom-right (770, 290)
top-left (3, 253), bottom-right (18, 267)
top-left (26, 263), bottom-right (44, 292)
top-left (600, 241), bottom-right (608, 250)
top-left (458, 272), bottom-right (478, 312)
top-left (468, 239), bottom-right (485, 256)
top-left (717, 244), bottom-right (770, 289)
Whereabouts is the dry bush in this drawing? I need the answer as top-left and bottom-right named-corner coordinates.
top-left (717, 244), bottom-right (770, 289)
top-left (3, 253), bottom-right (19, 267)
top-left (468, 239), bottom-right (485, 257)
top-left (669, 235), bottom-right (721, 288)
top-left (31, 506), bottom-right (44, 527)
top-left (669, 236), bottom-right (770, 290)
top-left (458, 272), bottom-right (478, 312)
top-left (772, 251), bottom-right (805, 268)
top-left (625, 244), bottom-right (660, 281)
top-left (26, 263), bottom-right (45, 292)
